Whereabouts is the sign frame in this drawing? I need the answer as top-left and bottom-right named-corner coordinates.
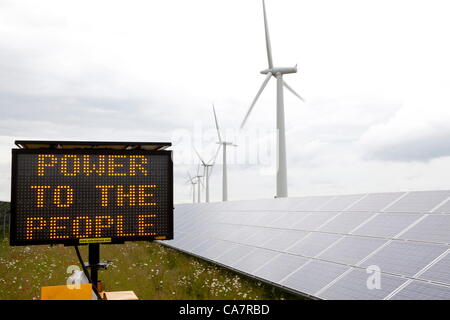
top-left (10, 148), bottom-right (173, 246)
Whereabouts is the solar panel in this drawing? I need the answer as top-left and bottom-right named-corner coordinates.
top-left (401, 215), bottom-right (450, 244)
top-left (345, 192), bottom-right (405, 211)
top-left (292, 212), bottom-right (339, 231)
top-left (281, 260), bottom-right (349, 294)
top-left (215, 244), bottom-right (253, 267)
top-left (384, 190), bottom-right (450, 213)
top-left (289, 196), bottom-right (335, 211)
top-left (241, 228), bottom-right (279, 247)
top-left (418, 251), bottom-right (450, 284)
top-left (202, 240), bottom-right (236, 260)
top-left (286, 233), bottom-right (342, 257)
top-left (163, 190), bottom-right (450, 300)
top-left (319, 268), bottom-right (407, 300)
top-left (262, 229), bottom-right (308, 251)
top-left (318, 236), bottom-right (387, 265)
top-left (390, 281), bottom-right (450, 300)
top-left (360, 241), bottom-right (448, 277)
top-left (234, 248), bottom-right (278, 274)
top-left (253, 212), bottom-right (286, 227)
top-left (318, 212), bottom-right (374, 234)
top-left (270, 212), bottom-right (310, 229)
top-left (431, 198), bottom-right (450, 213)
top-left (318, 194), bottom-right (366, 211)
top-left (351, 213), bottom-right (422, 238)
top-left (254, 254), bottom-right (310, 283)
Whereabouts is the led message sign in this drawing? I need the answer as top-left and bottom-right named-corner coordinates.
top-left (10, 149), bottom-right (173, 245)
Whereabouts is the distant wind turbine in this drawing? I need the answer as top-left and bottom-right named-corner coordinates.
top-left (185, 171), bottom-right (197, 203)
top-left (240, 0), bottom-right (304, 198)
top-left (213, 104), bottom-right (237, 201)
top-left (194, 146), bottom-right (220, 203)
top-left (193, 164), bottom-right (204, 203)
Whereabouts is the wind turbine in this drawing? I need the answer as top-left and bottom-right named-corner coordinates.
top-left (193, 164), bottom-right (204, 203)
top-left (240, 0), bottom-right (304, 198)
top-left (185, 171), bottom-right (197, 203)
top-left (194, 146), bottom-right (220, 203)
top-left (213, 104), bottom-right (236, 201)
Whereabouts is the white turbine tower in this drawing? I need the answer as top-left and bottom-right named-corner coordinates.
top-left (185, 171), bottom-right (197, 203)
top-left (193, 164), bottom-right (204, 203)
top-left (240, 0), bottom-right (304, 198)
top-left (194, 146), bottom-right (220, 203)
top-left (213, 104), bottom-right (236, 201)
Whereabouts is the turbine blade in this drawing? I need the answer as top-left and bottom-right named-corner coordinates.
top-left (208, 145), bottom-right (221, 175)
top-left (199, 174), bottom-right (205, 188)
top-left (207, 145), bottom-right (221, 178)
top-left (193, 147), bottom-right (207, 165)
top-left (212, 104), bottom-right (222, 143)
top-left (262, 0), bottom-right (273, 69)
top-left (240, 72), bottom-right (272, 129)
top-left (211, 144), bottom-right (221, 165)
top-left (283, 80), bottom-right (305, 102)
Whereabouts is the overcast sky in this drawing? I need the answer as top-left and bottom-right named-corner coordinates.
top-left (1, 0), bottom-right (450, 203)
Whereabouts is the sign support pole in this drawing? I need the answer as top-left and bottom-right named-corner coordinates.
top-left (88, 243), bottom-right (100, 293)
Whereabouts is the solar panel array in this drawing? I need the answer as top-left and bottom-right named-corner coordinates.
top-left (161, 191), bottom-right (450, 300)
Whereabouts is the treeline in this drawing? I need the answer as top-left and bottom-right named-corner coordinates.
top-left (0, 201), bottom-right (10, 227)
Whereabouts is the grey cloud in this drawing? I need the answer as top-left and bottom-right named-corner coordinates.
top-left (362, 132), bottom-right (450, 162)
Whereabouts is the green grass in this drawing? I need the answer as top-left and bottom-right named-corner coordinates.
top-left (0, 239), bottom-right (303, 300)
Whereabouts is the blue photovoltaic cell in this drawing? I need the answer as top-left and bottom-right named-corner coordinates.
top-left (202, 240), bottom-right (236, 260)
top-left (318, 194), bottom-right (366, 211)
top-left (318, 236), bottom-right (387, 265)
top-left (292, 212), bottom-right (339, 231)
top-left (190, 239), bottom-right (216, 255)
top-left (214, 244), bottom-right (254, 267)
top-left (318, 212), bottom-right (373, 234)
top-left (351, 213), bottom-right (421, 238)
top-left (233, 248), bottom-right (278, 274)
top-left (289, 196), bottom-right (334, 211)
top-left (254, 254), bottom-right (310, 283)
top-left (431, 198), bottom-right (450, 214)
top-left (281, 260), bottom-right (349, 294)
top-left (383, 190), bottom-right (450, 213)
top-left (270, 213), bottom-right (310, 229)
top-left (287, 233), bottom-right (342, 257)
top-left (262, 229), bottom-right (308, 251)
top-left (241, 228), bottom-right (279, 247)
top-left (390, 281), bottom-right (450, 300)
top-left (253, 212), bottom-right (285, 227)
top-left (419, 251), bottom-right (450, 285)
top-left (223, 225), bottom-right (259, 243)
top-left (401, 215), bottom-right (450, 244)
top-left (319, 268), bottom-right (407, 300)
top-left (346, 192), bottom-right (405, 211)
top-left (361, 241), bottom-right (448, 277)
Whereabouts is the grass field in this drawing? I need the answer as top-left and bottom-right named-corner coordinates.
top-left (0, 238), bottom-right (302, 300)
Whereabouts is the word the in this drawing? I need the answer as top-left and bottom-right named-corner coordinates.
top-left (30, 184), bottom-right (156, 208)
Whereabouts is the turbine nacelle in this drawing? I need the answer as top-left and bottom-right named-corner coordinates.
top-left (216, 141), bottom-right (234, 146)
top-left (260, 66), bottom-right (297, 75)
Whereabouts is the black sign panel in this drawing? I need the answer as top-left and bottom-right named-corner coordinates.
top-left (10, 149), bottom-right (173, 246)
